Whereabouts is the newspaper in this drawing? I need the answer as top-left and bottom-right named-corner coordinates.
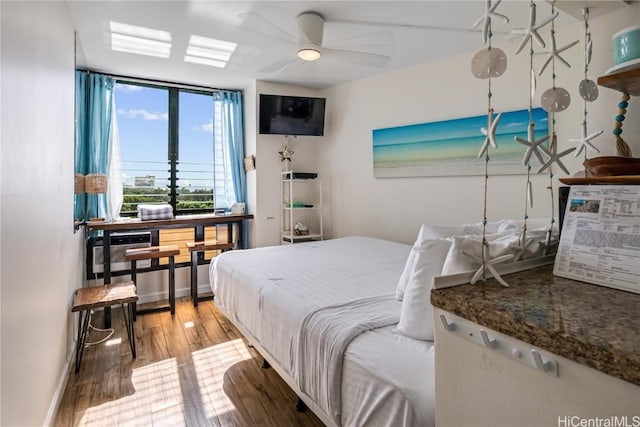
top-left (554, 185), bottom-right (640, 294)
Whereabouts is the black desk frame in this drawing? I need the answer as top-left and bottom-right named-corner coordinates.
top-left (87, 213), bottom-right (252, 327)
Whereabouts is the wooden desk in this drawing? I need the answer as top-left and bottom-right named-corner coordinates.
top-left (87, 213), bottom-right (253, 326)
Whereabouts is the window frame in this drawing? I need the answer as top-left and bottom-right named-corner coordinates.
top-left (116, 79), bottom-right (216, 217)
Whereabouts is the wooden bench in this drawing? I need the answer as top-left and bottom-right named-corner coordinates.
top-left (186, 240), bottom-right (234, 306)
top-left (125, 244), bottom-right (180, 317)
top-left (72, 283), bottom-right (138, 373)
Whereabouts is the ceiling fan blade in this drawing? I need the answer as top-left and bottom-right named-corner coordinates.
top-left (321, 47), bottom-right (390, 68)
top-left (324, 30), bottom-right (394, 56)
top-left (237, 11), bottom-right (296, 43)
top-left (259, 56), bottom-right (299, 73)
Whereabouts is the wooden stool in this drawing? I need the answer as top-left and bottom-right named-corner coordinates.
top-left (125, 244), bottom-right (180, 317)
top-left (72, 283), bottom-right (138, 373)
top-left (186, 240), bottom-right (234, 306)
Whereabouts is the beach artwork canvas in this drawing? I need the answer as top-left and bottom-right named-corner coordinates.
top-left (373, 108), bottom-right (548, 178)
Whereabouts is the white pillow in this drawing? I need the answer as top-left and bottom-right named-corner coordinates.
top-left (441, 231), bottom-right (520, 275)
top-left (396, 223), bottom-right (485, 300)
top-left (395, 237), bottom-right (452, 341)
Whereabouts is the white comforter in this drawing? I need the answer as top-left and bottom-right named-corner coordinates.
top-left (210, 237), bottom-right (434, 426)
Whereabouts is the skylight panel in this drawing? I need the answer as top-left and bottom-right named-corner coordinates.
top-left (110, 21), bottom-right (172, 58)
top-left (184, 35), bottom-right (237, 68)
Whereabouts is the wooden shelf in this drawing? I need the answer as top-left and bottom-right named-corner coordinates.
top-left (559, 175), bottom-right (640, 185)
top-left (597, 67), bottom-right (640, 96)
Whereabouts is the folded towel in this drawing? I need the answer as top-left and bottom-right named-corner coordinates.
top-left (137, 204), bottom-right (173, 221)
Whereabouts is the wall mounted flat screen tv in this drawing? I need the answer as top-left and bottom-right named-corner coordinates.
top-left (259, 94), bottom-right (326, 136)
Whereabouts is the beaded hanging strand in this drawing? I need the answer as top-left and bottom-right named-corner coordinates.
top-left (519, 10), bottom-right (536, 260)
top-left (615, 94), bottom-right (633, 157)
top-left (480, 24), bottom-right (494, 281)
top-left (545, 1), bottom-right (559, 253)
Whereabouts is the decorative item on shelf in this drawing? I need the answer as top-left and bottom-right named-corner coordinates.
top-left (85, 173), bottom-right (108, 221)
top-left (603, 25), bottom-right (639, 157)
top-left (293, 222), bottom-right (309, 236)
top-left (582, 156), bottom-right (640, 177)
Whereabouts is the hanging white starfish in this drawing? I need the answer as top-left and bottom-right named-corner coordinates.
top-left (569, 121), bottom-right (603, 157)
top-left (537, 31), bottom-right (579, 75)
top-left (515, 122), bottom-right (549, 166)
top-left (537, 135), bottom-right (576, 175)
top-left (472, 0), bottom-right (510, 45)
top-left (463, 247), bottom-right (515, 287)
top-left (511, 3), bottom-right (559, 55)
top-left (477, 111), bottom-right (503, 158)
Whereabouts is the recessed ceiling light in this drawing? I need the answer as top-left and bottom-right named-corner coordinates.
top-left (184, 35), bottom-right (237, 68)
top-left (109, 21), bottom-right (172, 58)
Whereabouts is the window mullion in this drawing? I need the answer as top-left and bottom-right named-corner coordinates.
top-left (168, 88), bottom-right (179, 211)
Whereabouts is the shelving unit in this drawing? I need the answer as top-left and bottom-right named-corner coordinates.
top-left (597, 67), bottom-right (640, 96)
top-left (281, 171), bottom-right (323, 244)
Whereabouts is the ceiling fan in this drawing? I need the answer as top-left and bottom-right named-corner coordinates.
top-left (239, 8), bottom-right (513, 74)
top-left (239, 11), bottom-right (393, 73)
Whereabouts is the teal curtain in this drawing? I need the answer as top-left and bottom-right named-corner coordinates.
top-left (213, 90), bottom-right (247, 247)
top-left (75, 71), bottom-right (115, 220)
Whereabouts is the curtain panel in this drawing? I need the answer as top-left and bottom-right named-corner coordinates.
top-left (213, 90), bottom-right (247, 248)
top-left (75, 71), bottom-right (115, 220)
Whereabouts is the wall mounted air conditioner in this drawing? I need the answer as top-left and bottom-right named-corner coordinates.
top-left (92, 232), bottom-right (151, 274)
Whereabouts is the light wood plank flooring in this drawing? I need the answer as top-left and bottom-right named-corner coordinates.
top-left (55, 297), bottom-right (324, 426)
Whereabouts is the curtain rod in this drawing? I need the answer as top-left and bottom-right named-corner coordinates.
top-left (76, 68), bottom-right (243, 93)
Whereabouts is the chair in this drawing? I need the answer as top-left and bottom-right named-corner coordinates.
top-left (186, 240), bottom-right (234, 306)
top-left (72, 283), bottom-right (137, 373)
top-left (125, 244), bottom-right (180, 317)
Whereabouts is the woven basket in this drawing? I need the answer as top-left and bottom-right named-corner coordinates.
top-left (85, 173), bottom-right (108, 194)
top-left (74, 174), bottom-right (85, 194)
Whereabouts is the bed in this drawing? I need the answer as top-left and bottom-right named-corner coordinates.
top-left (209, 236), bottom-right (436, 427)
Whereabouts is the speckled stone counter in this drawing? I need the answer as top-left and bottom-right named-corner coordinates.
top-left (431, 264), bottom-right (640, 386)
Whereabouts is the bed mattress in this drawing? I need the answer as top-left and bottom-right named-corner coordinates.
top-left (209, 236), bottom-right (434, 426)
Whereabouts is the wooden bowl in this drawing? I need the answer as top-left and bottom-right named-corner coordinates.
top-left (583, 156), bottom-right (640, 176)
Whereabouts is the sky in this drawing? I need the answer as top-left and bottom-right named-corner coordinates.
top-left (115, 83), bottom-right (214, 189)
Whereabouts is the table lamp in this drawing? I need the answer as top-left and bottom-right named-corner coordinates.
top-left (85, 173), bottom-right (108, 221)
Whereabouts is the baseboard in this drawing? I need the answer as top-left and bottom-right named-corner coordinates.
top-left (44, 352), bottom-right (72, 426)
top-left (137, 283), bottom-right (213, 304)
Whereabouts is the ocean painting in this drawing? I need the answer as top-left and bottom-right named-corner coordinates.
top-left (373, 108), bottom-right (548, 178)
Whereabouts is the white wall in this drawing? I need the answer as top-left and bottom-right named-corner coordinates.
top-left (318, 4), bottom-right (640, 245)
top-left (253, 81), bottom-right (323, 247)
top-left (0, 2), bottom-right (82, 425)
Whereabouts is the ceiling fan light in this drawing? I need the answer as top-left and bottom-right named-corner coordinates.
top-left (298, 48), bottom-right (321, 61)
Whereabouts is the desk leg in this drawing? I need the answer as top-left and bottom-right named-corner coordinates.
top-left (237, 220), bottom-right (245, 249)
top-left (190, 250), bottom-right (198, 307)
top-left (103, 230), bottom-right (112, 328)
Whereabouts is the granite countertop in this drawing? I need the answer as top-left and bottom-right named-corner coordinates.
top-left (431, 264), bottom-right (640, 386)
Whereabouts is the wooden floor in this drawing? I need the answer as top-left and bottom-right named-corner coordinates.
top-left (55, 297), bottom-right (324, 426)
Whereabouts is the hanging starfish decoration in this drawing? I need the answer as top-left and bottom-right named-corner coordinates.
top-left (463, 245), bottom-right (515, 287)
top-left (512, 3), bottom-right (559, 55)
top-left (537, 134), bottom-right (576, 175)
top-left (515, 123), bottom-right (549, 166)
top-left (279, 144), bottom-right (294, 162)
top-left (477, 110), bottom-right (503, 158)
top-left (513, 228), bottom-right (536, 261)
top-left (570, 121), bottom-right (603, 157)
top-left (537, 31), bottom-right (579, 75)
top-left (472, 0), bottom-right (510, 45)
